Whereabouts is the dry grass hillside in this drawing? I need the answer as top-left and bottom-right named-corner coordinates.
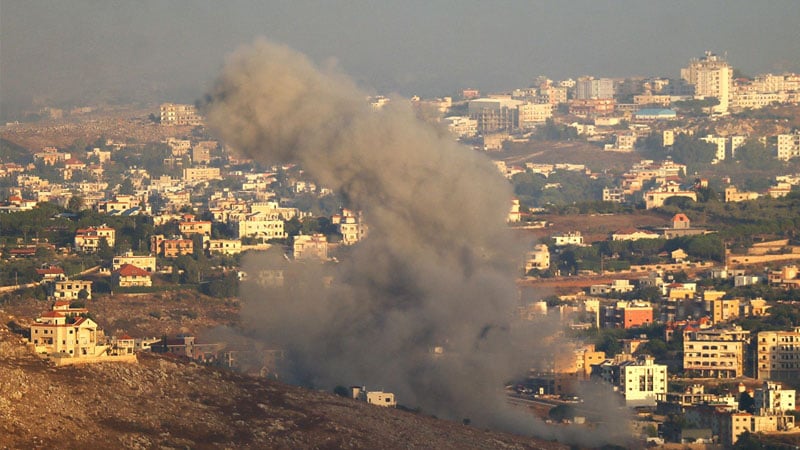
top-left (0, 317), bottom-right (567, 450)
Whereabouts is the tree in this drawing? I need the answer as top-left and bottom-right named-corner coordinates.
top-left (734, 139), bottom-right (780, 171)
top-left (67, 195), bottom-right (85, 213)
top-left (96, 237), bottom-right (114, 262)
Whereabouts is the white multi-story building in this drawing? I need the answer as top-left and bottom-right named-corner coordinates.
top-left (701, 134), bottom-right (728, 161)
top-left (754, 382), bottom-right (796, 415)
top-left (681, 52), bottom-right (733, 114)
top-left (596, 355), bottom-right (667, 407)
top-left (552, 231), bottom-right (584, 247)
top-left (524, 244), bottom-right (550, 273)
top-left (160, 103), bottom-right (202, 126)
top-left (230, 211), bottom-right (286, 240)
top-left (777, 132), bottom-right (800, 161)
top-left (112, 252), bottom-right (156, 273)
top-left (575, 77), bottom-right (615, 100)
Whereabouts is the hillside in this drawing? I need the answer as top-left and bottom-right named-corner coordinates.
top-left (0, 318), bottom-right (566, 450)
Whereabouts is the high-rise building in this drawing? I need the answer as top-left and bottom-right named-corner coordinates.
top-left (681, 52), bottom-right (733, 114)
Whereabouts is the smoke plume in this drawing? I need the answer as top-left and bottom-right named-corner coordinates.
top-left (203, 38), bottom-right (629, 446)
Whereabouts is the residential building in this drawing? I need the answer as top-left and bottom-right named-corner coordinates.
top-left (552, 231), bottom-right (584, 247)
top-left (568, 98), bottom-right (616, 116)
top-left (468, 98), bottom-right (522, 133)
top-left (701, 134), bottom-right (728, 161)
top-left (150, 235), bottom-right (193, 258)
top-left (293, 234), bottom-right (328, 261)
top-left (644, 183), bottom-right (697, 209)
top-left (595, 355), bottom-right (667, 407)
top-left (681, 52), bottom-right (733, 114)
top-left (182, 167), bottom-right (222, 184)
top-left (724, 186), bottom-right (760, 202)
top-left (30, 310), bottom-right (102, 357)
top-left (179, 219), bottom-right (212, 237)
top-left (333, 208), bottom-right (368, 245)
top-left (720, 412), bottom-right (794, 448)
top-left (52, 279), bottom-right (93, 301)
top-left (603, 187), bottom-right (626, 203)
top-left (600, 300), bottom-right (652, 328)
top-left (160, 103), bottom-right (202, 126)
top-left (517, 102), bottom-right (553, 128)
top-left (754, 382), bottom-right (796, 416)
top-left (524, 244), bottom-right (550, 273)
top-left (707, 298), bottom-right (740, 324)
top-left (443, 116), bottom-right (478, 138)
top-left (350, 386), bottom-right (397, 408)
top-left (757, 328), bottom-right (800, 381)
top-left (575, 77), bottom-right (615, 100)
top-left (777, 132), bottom-right (800, 161)
top-left (683, 327), bottom-right (749, 378)
top-left (206, 239), bottom-right (243, 256)
top-left (112, 252), bottom-right (156, 273)
top-left (611, 229), bottom-right (661, 241)
top-left (74, 225), bottom-right (116, 252)
top-left (112, 264), bottom-right (153, 288)
top-left (230, 211), bottom-right (286, 240)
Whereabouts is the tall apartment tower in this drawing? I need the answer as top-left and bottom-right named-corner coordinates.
top-left (680, 52), bottom-right (733, 114)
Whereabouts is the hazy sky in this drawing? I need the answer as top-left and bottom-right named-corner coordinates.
top-left (2, 0), bottom-right (799, 116)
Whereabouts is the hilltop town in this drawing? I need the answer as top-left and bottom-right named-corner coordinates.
top-left (2, 52), bottom-right (800, 449)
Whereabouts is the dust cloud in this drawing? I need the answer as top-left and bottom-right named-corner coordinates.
top-left (203, 38), bottom-right (630, 446)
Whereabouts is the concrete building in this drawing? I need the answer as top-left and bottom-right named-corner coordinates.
top-left (721, 412), bottom-right (794, 447)
top-left (683, 327), bottom-right (749, 378)
top-left (30, 310), bottom-right (102, 357)
top-left (179, 219), bottom-right (212, 237)
top-left (754, 382), bottom-right (796, 416)
top-left (230, 211), bottom-right (286, 240)
top-left (333, 209), bottom-right (368, 245)
top-left (52, 279), bottom-right (93, 301)
top-left (74, 225), bottom-right (116, 252)
top-left (160, 103), bottom-right (202, 126)
top-left (707, 298), bottom-right (740, 325)
top-left (350, 386), bottom-right (397, 408)
top-left (602, 187), bottom-right (626, 203)
top-left (293, 234), bottom-right (328, 261)
top-left (575, 77), bottom-right (615, 100)
top-left (206, 239), bottom-right (242, 256)
top-left (112, 252), bottom-right (156, 273)
top-left (467, 98), bottom-right (522, 133)
top-left (182, 167), bottom-right (222, 184)
top-left (552, 231), bottom-right (584, 247)
top-left (701, 134), bottom-right (728, 161)
top-left (524, 244), bottom-right (550, 273)
top-left (757, 328), bottom-right (800, 381)
top-left (681, 52), bottom-right (733, 114)
top-left (150, 235), bottom-right (193, 258)
top-left (644, 183), bottom-right (697, 209)
top-left (595, 355), bottom-right (667, 407)
top-left (777, 132), bottom-right (800, 161)
top-left (112, 264), bottom-right (153, 288)
top-left (724, 185), bottom-right (760, 202)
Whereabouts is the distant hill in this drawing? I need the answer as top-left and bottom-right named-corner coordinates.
top-left (0, 137), bottom-right (32, 164)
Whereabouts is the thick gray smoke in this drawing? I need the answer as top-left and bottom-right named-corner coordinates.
top-left (203, 38), bottom-right (630, 446)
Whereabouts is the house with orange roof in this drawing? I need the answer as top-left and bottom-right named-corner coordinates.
top-left (35, 266), bottom-right (66, 281)
top-left (112, 264), bottom-right (152, 287)
top-left (74, 225), bottom-right (116, 252)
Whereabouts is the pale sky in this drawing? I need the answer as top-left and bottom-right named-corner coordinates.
top-left (1, 0), bottom-right (799, 117)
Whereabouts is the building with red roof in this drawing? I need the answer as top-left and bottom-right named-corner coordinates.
top-left (112, 264), bottom-right (152, 287)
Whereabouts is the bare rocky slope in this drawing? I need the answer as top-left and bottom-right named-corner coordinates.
top-left (0, 320), bottom-right (567, 450)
